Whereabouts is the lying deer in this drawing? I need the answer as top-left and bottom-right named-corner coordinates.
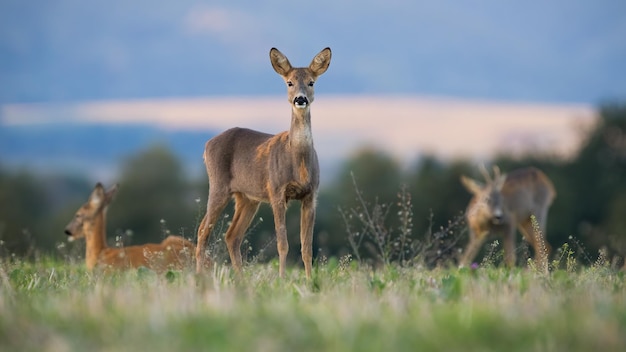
top-left (196, 47), bottom-right (332, 279)
top-left (65, 183), bottom-right (194, 271)
top-left (459, 165), bottom-right (556, 270)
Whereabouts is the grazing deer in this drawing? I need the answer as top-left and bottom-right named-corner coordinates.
top-left (195, 47), bottom-right (331, 279)
top-left (65, 183), bottom-right (194, 272)
top-left (459, 166), bottom-right (556, 270)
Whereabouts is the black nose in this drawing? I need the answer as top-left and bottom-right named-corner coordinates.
top-left (65, 229), bottom-right (72, 236)
top-left (294, 96), bottom-right (308, 106)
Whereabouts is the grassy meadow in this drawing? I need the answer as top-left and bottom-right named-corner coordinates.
top-left (1, 254), bottom-right (625, 352)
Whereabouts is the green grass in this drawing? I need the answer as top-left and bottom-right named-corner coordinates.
top-left (1, 258), bottom-right (625, 352)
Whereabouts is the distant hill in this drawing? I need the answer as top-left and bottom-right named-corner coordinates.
top-left (0, 123), bottom-right (216, 181)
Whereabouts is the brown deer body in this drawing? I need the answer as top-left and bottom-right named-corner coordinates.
top-left (65, 183), bottom-right (194, 271)
top-left (195, 47), bottom-right (331, 278)
top-left (459, 166), bottom-right (556, 270)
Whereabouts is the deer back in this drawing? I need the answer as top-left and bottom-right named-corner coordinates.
top-left (499, 167), bottom-right (556, 222)
top-left (98, 236), bottom-right (194, 272)
top-left (204, 127), bottom-right (275, 201)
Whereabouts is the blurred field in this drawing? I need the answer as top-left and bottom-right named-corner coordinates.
top-left (1, 257), bottom-right (625, 352)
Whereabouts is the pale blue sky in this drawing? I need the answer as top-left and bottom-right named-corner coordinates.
top-left (1, 0), bottom-right (625, 104)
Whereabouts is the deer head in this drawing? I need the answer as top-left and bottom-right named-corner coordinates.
top-left (460, 165), bottom-right (508, 225)
top-left (65, 183), bottom-right (118, 241)
top-left (270, 47), bottom-right (331, 111)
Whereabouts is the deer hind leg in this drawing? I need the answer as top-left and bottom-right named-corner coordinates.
top-left (519, 216), bottom-right (551, 271)
top-left (300, 194), bottom-right (316, 279)
top-left (196, 188), bottom-right (230, 273)
top-left (225, 193), bottom-right (260, 274)
top-left (534, 209), bottom-right (552, 260)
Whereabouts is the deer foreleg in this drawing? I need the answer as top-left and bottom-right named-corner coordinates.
top-left (503, 226), bottom-right (517, 267)
top-left (300, 195), bottom-right (316, 279)
top-left (460, 231), bottom-right (487, 268)
top-left (271, 199), bottom-right (289, 278)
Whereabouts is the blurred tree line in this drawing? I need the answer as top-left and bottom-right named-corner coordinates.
top-left (1, 103), bottom-right (624, 267)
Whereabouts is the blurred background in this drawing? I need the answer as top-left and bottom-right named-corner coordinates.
top-left (1, 1), bottom-right (625, 267)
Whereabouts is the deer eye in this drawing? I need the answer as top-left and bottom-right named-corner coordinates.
top-left (286, 81), bottom-right (293, 87)
top-left (308, 81), bottom-right (315, 87)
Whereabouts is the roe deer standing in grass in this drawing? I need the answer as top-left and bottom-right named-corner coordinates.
top-left (65, 183), bottom-right (195, 271)
top-left (459, 165), bottom-right (556, 271)
top-left (195, 47), bottom-right (332, 279)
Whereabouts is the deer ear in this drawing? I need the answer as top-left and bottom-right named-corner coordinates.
top-left (460, 176), bottom-right (483, 195)
top-left (105, 184), bottom-right (119, 204)
top-left (89, 183), bottom-right (106, 207)
top-left (270, 48), bottom-right (292, 76)
top-left (309, 47), bottom-right (331, 76)
top-left (494, 173), bottom-right (507, 190)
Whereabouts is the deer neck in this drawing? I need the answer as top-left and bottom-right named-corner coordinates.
top-left (289, 107), bottom-right (314, 151)
top-left (84, 211), bottom-right (108, 270)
